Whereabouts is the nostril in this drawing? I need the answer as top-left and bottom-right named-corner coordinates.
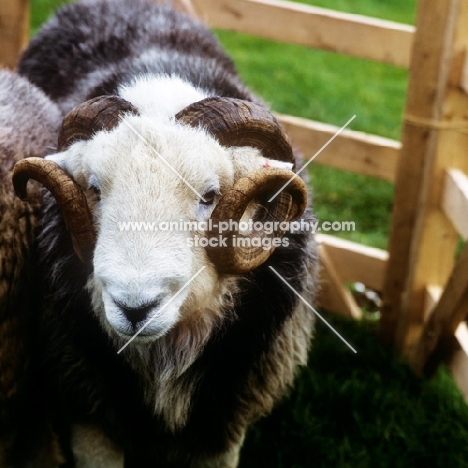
top-left (115, 299), bottom-right (161, 327)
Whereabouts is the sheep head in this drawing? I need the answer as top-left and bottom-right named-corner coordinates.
top-left (13, 89), bottom-right (307, 339)
top-left (14, 95), bottom-right (307, 271)
top-left (13, 95), bottom-right (137, 262)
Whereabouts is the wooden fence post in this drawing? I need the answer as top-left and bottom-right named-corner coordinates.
top-left (411, 242), bottom-right (468, 372)
top-left (381, 0), bottom-right (468, 364)
top-left (0, 0), bottom-right (29, 69)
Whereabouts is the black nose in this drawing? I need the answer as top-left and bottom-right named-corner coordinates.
top-left (116, 299), bottom-right (161, 327)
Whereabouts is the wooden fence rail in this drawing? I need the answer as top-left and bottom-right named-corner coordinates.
top-left (277, 114), bottom-right (400, 182)
top-left (194, 0), bottom-right (415, 67)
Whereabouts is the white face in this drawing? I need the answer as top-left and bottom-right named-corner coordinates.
top-left (47, 115), bottom-right (263, 341)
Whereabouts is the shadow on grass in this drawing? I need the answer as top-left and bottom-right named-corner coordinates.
top-left (240, 315), bottom-right (468, 468)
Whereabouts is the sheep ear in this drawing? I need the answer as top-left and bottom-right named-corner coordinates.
top-left (228, 147), bottom-right (294, 182)
top-left (45, 150), bottom-right (89, 188)
top-left (258, 157), bottom-right (293, 171)
top-left (44, 151), bottom-right (78, 181)
top-left (45, 152), bottom-right (67, 167)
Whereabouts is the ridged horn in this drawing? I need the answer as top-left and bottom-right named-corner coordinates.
top-left (13, 95), bottom-right (139, 262)
top-left (58, 95), bottom-right (139, 151)
top-left (205, 168), bottom-right (308, 275)
top-left (177, 97), bottom-right (306, 274)
top-left (175, 97), bottom-right (295, 169)
top-left (13, 157), bottom-right (95, 262)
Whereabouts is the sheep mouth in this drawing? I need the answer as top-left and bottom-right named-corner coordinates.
top-left (112, 325), bottom-right (164, 340)
top-left (109, 314), bottom-right (173, 341)
top-left (101, 291), bottom-right (180, 341)
top-left (111, 309), bottom-right (172, 339)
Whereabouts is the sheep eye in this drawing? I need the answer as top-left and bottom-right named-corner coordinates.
top-left (90, 186), bottom-right (101, 196)
top-left (200, 190), bottom-right (217, 206)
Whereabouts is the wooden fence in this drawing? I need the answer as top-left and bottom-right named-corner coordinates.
top-left (0, 0), bottom-right (28, 70)
top-left (2, 0), bottom-right (468, 397)
top-left (188, 0), bottom-right (468, 397)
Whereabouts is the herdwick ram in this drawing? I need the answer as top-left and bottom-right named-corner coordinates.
top-left (7, 0), bottom-right (318, 466)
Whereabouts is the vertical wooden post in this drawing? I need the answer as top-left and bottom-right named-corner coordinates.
top-left (411, 242), bottom-right (468, 372)
top-left (0, 0), bottom-right (29, 69)
top-left (152, 0), bottom-right (198, 17)
top-left (172, 0), bottom-right (198, 16)
top-left (381, 0), bottom-right (468, 362)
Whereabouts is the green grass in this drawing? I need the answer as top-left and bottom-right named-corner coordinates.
top-left (240, 316), bottom-right (468, 468)
top-left (28, 2), bottom-right (468, 467)
top-left (30, 0), bottom-right (72, 35)
top-left (214, 31), bottom-right (408, 139)
top-left (308, 166), bottom-right (393, 248)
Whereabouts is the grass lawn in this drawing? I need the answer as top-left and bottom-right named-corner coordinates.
top-left (28, 1), bottom-right (468, 467)
top-left (240, 316), bottom-right (468, 468)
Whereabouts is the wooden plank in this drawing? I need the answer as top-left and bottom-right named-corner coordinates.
top-left (459, 49), bottom-right (468, 93)
top-left (155, 0), bottom-right (197, 16)
top-left (0, 0), bottom-right (29, 69)
top-left (455, 322), bottom-right (468, 355)
top-left (409, 240), bottom-right (468, 373)
top-left (317, 234), bottom-right (388, 291)
top-left (317, 244), bottom-right (362, 319)
top-left (277, 114), bottom-right (400, 182)
top-left (174, 0), bottom-right (196, 15)
top-left (192, 0), bottom-right (414, 67)
top-left (441, 168), bottom-right (468, 240)
top-left (380, 0), bottom-right (466, 351)
top-left (423, 285), bottom-right (442, 320)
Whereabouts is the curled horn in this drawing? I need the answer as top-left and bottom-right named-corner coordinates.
top-left (58, 95), bottom-right (139, 151)
top-left (176, 97), bottom-right (307, 274)
top-left (176, 97), bottom-right (295, 169)
top-left (13, 95), bottom-right (139, 261)
top-left (13, 158), bottom-right (95, 262)
top-left (207, 168), bottom-right (307, 274)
